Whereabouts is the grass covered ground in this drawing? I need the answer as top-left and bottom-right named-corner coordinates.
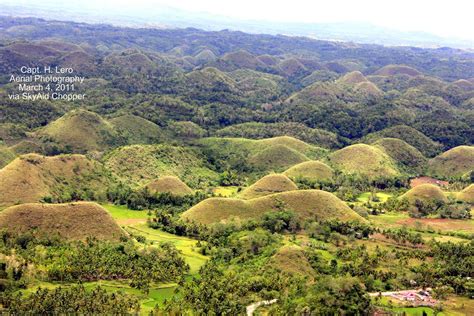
top-left (127, 223), bottom-right (208, 275)
top-left (182, 189), bottom-right (365, 224)
top-left (357, 192), bottom-right (393, 204)
top-left (213, 186), bottom-right (240, 197)
top-left (103, 204), bottom-right (208, 274)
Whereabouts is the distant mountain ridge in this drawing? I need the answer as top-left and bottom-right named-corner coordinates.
top-left (0, 3), bottom-right (472, 49)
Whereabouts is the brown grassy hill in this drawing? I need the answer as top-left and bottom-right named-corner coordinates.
top-left (458, 184), bottom-right (474, 204)
top-left (0, 154), bottom-right (111, 209)
top-left (220, 50), bottom-right (266, 70)
top-left (145, 176), bottom-right (193, 196)
top-left (268, 245), bottom-right (316, 277)
top-left (354, 81), bottom-right (383, 97)
top-left (373, 138), bottom-right (426, 173)
top-left (181, 189), bottom-right (365, 225)
top-left (286, 81), bottom-right (345, 104)
top-left (239, 174), bottom-right (298, 199)
top-left (283, 161), bottom-right (334, 181)
top-left (374, 64), bottom-right (421, 76)
top-left (337, 71), bottom-right (368, 85)
top-left (402, 184), bottom-right (448, 204)
top-left (0, 202), bottom-right (125, 241)
top-left (277, 58), bottom-right (308, 77)
top-left (336, 71), bottom-right (383, 98)
top-left (428, 146), bottom-right (474, 178)
top-left (39, 109), bottom-right (120, 153)
top-left (328, 144), bottom-right (399, 179)
top-left (194, 49), bottom-right (217, 64)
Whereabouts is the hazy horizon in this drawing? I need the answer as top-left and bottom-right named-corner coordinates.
top-left (2, 0), bottom-right (474, 48)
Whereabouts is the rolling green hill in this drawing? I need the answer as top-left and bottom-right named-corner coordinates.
top-left (215, 122), bottom-right (340, 148)
top-left (268, 245), bottom-right (316, 277)
top-left (197, 136), bottom-right (326, 173)
top-left (360, 125), bottom-right (443, 157)
top-left (39, 109), bottom-right (122, 153)
top-left (104, 144), bottom-right (218, 188)
top-left (328, 144), bottom-right (399, 179)
top-left (110, 114), bottom-right (165, 145)
top-left (373, 138), bottom-right (426, 174)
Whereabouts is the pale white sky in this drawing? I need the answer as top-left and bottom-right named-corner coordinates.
top-left (4, 0), bottom-right (474, 40)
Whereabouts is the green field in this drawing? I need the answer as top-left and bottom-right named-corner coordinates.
top-left (357, 192), bottom-right (393, 204)
top-left (213, 186), bottom-right (240, 197)
top-left (127, 223), bottom-right (208, 274)
top-left (102, 203), bottom-right (150, 220)
top-left (103, 204), bottom-right (208, 274)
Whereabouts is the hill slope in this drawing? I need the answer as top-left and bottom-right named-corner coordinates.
top-left (104, 144), bottom-right (218, 188)
top-left (360, 125), bottom-right (442, 157)
top-left (402, 184), bottom-right (448, 204)
top-left (39, 109), bottom-right (121, 153)
top-left (239, 174), bottom-right (298, 199)
top-left (215, 122), bottom-right (340, 149)
top-left (283, 161), bottom-right (334, 181)
top-left (109, 114), bottom-right (165, 145)
top-left (0, 145), bottom-right (16, 168)
top-left (181, 190), bottom-right (365, 225)
top-left (428, 146), bottom-right (474, 178)
top-left (373, 138), bottom-right (426, 174)
top-left (0, 202), bottom-right (125, 241)
top-left (0, 154), bottom-right (111, 209)
top-left (328, 144), bottom-right (399, 179)
top-left (458, 184), bottom-right (474, 204)
top-left (197, 136), bottom-right (326, 173)
top-left (144, 176), bottom-right (193, 196)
